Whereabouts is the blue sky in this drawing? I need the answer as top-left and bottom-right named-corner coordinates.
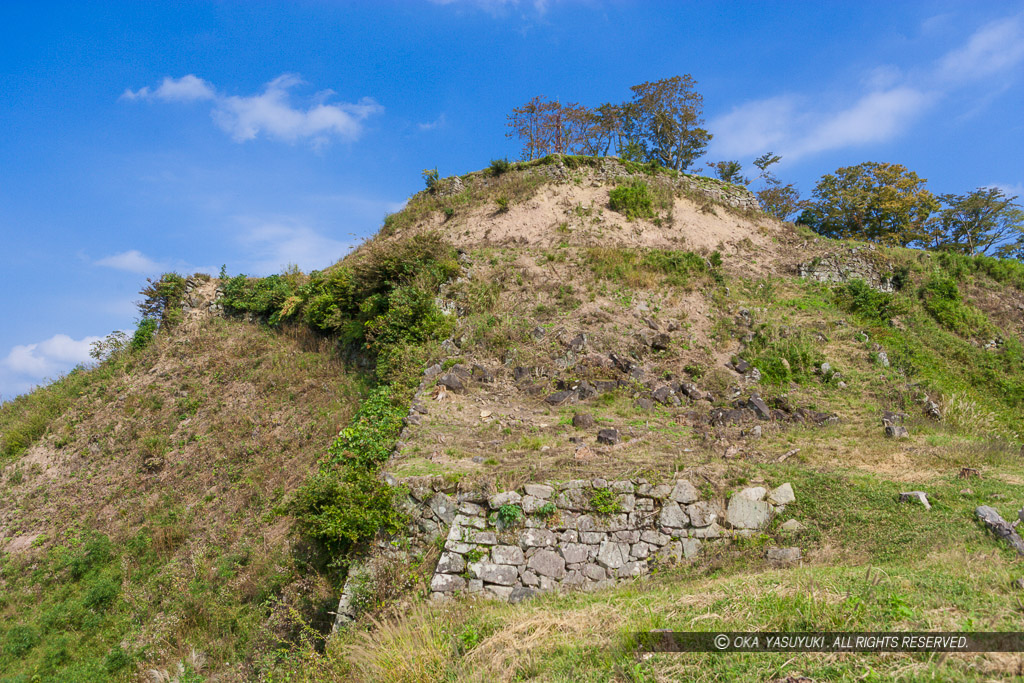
top-left (1, 0), bottom-right (1022, 399)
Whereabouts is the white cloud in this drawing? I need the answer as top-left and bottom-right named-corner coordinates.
top-left (94, 249), bottom-right (164, 274)
top-left (708, 12), bottom-right (1021, 164)
top-left (937, 13), bottom-right (1024, 83)
top-left (123, 73), bottom-right (383, 147)
top-left (234, 216), bottom-right (356, 275)
top-left (122, 74), bottom-right (216, 102)
top-left (418, 113), bottom-right (447, 131)
top-left (0, 333), bottom-right (102, 400)
top-left (709, 87), bottom-right (933, 161)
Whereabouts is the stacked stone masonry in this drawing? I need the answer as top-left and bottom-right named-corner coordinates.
top-left (424, 478), bottom-right (795, 603)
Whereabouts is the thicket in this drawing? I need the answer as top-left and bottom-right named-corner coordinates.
top-left (220, 232), bottom-right (461, 578)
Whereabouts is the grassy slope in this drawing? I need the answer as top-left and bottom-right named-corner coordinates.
top-left (0, 316), bottom-right (360, 681)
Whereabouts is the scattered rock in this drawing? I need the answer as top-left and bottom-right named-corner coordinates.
top-left (651, 333), bottom-right (671, 351)
top-left (572, 413), bottom-right (596, 429)
top-left (634, 397), bottom-right (655, 411)
top-left (766, 547), bottom-right (802, 565)
top-left (885, 425), bottom-right (910, 439)
top-left (488, 491), bottom-right (522, 508)
top-left (976, 506), bottom-right (1024, 555)
top-left (767, 483), bottom-right (795, 506)
top-left (733, 358), bottom-right (751, 373)
top-left (924, 399), bottom-right (942, 420)
top-left (438, 372), bottom-right (466, 393)
top-left (779, 519), bottom-right (806, 533)
top-left (958, 467), bottom-right (980, 479)
top-left (876, 351), bottom-right (890, 367)
top-left (899, 491), bottom-right (931, 510)
top-left (545, 390), bottom-right (576, 406)
top-left (747, 395), bottom-right (771, 420)
top-left (597, 429), bottom-right (620, 445)
top-left (1013, 578), bottom-right (1024, 591)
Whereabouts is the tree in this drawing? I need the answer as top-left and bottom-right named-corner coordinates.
top-left (751, 152), bottom-right (806, 222)
top-left (506, 96), bottom-right (595, 159)
top-left (925, 187), bottom-right (1024, 257)
top-left (628, 75), bottom-right (712, 171)
top-left (707, 160), bottom-right (749, 185)
top-left (798, 162), bottom-right (939, 246)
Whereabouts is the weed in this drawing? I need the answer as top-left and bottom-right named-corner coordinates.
top-left (609, 180), bottom-right (655, 220)
top-left (590, 488), bottom-right (622, 515)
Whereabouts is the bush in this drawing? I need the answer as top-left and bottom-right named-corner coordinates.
top-left (918, 275), bottom-right (992, 337)
top-left (288, 469), bottom-right (405, 560)
top-left (489, 158), bottom-right (511, 176)
top-left (590, 488), bottom-right (621, 515)
top-left (833, 279), bottom-right (905, 324)
top-left (130, 318), bottom-right (158, 352)
top-left (745, 329), bottom-right (825, 385)
top-left (609, 180), bottom-right (655, 220)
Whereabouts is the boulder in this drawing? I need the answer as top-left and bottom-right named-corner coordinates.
top-left (726, 496), bottom-right (771, 530)
top-left (767, 483), bottom-right (795, 506)
top-left (491, 545), bottom-right (525, 565)
top-left (766, 547), bottom-right (802, 565)
top-left (438, 372), bottom-right (466, 393)
top-left (597, 429), bottom-right (620, 445)
top-left (685, 501), bottom-right (718, 528)
top-left (509, 586), bottom-right (537, 604)
top-left (572, 413), bottom-right (596, 429)
top-left (488, 491), bottom-right (522, 508)
top-left (478, 563), bottom-right (519, 586)
top-left (658, 502), bottom-right (689, 528)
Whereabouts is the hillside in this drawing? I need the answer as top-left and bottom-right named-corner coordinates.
top-left (3, 155), bottom-right (1024, 681)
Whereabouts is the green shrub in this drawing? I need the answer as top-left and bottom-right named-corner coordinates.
top-left (489, 158), bottom-right (511, 176)
top-left (288, 469), bottom-right (405, 561)
top-left (918, 275), bottom-right (992, 337)
top-left (495, 504), bottom-right (525, 528)
top-left (833, 279), bottom-right (905, 324)
top-left (745, 329), bottom-right (825, 385)
top-left (495, 195), bottom-right (510, 213)
top-left (422, 167), bottom-right (439, 191)
top-left (535, 502), bottom-right (557, 518)
top-left (5, 625), bottom-right (39, 657)
top-left (130, 318), bottom-right (158, 352)
top-left (609, 180), bottom-right (655, 220)
top-left (82, 575), bottom-right (120, 611)
top-left (328, 386), bottom-right (405, 469)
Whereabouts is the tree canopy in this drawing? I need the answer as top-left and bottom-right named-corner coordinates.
top-left (797, 162), bottom-right (940, 246)
top-left (505, 75), bottom-right (712, 170)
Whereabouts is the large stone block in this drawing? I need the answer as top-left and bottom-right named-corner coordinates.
top-left (436, 551), bottom-right (465, 574)
top-left (528, 549), bottom-right (566, 579)
top-left (560, 543), bottom-right (590, 564)
top-left (726, 496), bottom-right (771, 530)
top-left (430, 573), bottom-right (466, 593)
top-left (596, 540), bottom-right (629, 569)
top-left (492, 545), bottom-right (525, 565)
top-left (524, 483), bottom-right (554, 499)
top-left (428, 492), bottom-right (457, 525)
top-left (670, 480), bottom-right (700, 504)
top-left (685, 501), bottom-right (719, 528)
top-left (522, 528), bottom-right (557, 547)
top-left (478, 563), bottom-right (519, 586)
top-left (767, 483), bottom-right (795, 506)
top-left (659, 501), bottom-right (689, 528)
top-left (489, 491), bottom-right (522, 508)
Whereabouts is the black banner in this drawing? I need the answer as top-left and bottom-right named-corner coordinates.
top-left (635, 632), bottom-right (1024, 652)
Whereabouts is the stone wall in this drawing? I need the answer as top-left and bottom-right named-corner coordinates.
top-left (423, 477), bottom-right (796, 603)
top-left (798, 248), bottom-right (894, 292)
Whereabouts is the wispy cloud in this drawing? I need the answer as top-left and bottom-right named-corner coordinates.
top-left (121, 74), bottom-right (216, 102)
top-left (708, 12), bottom-right (1024, 164)
top-left (94, 249), bottom-right (164, 274)
top-left (936, 13), bottom-right (1024, 84)
top-left (123, 74), bottom-right (383, 147)
top-left (0, 333), bottom-right (101, 400)
top-left (418, 113), bottom-right (447, 131)
top-left (234, 216), bottom-right (356, 275)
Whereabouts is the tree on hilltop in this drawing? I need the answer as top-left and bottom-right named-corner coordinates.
top-left (924, 187), bottom-right (1024, 257)
top-left (798, 162), bottom-right (939, 246)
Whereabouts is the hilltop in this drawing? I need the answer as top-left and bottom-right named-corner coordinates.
top-left (2, 155), bottom-right (1024, 681)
